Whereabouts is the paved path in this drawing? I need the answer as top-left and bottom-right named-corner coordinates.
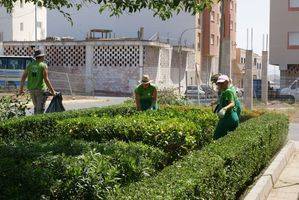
top-left (267, 110), bottom-right (299, 200)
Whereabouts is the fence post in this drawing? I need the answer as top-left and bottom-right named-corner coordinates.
top-left (85, 44), bottom-right (94, 95)
top-left (244, 50), bottom-right (253, 110)
top-left (261, 51), bottom-right (268, 104)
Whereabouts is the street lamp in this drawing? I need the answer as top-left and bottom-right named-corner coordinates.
top-left (178, 27), bottom-right (201, 95)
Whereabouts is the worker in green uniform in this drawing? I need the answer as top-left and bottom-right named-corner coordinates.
top-left (210, 73), bottom-right (222, 113)
top-left (213, 75), bottom-right (239, 140)
top-left (19, 49), bottom-right (56, 114)
top-left (134, 75), bottom-right (158, 111)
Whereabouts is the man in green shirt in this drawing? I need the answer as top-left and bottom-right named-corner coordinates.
top-left (19, 49), bottom-right (56, 114)
top-left (135, 75), bottom-right (158, 111)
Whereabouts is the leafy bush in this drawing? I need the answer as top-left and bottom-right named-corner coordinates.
top-left (158, 87), bottom-right (186, 105)
top-left (0, 94), bottom-right (30, 120)
top-left (109, 113), bottom-right (289, 199)
top-left (0, 138), bottom-right (165, 199)
top-left (0, 104), bottom-right (136, 141)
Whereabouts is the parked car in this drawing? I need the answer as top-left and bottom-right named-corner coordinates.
top-left (200, 84), bottom-right (217, 98)
top-left (279, 79), bottom-right (299, 104)
top-left (185, 85), bottom-right (205, 99)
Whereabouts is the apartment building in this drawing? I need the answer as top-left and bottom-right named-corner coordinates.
top-left (270, 0), bottom-right (299, 88)
top-left (0, 2), bottom-right (47, 41)
top-left (233, 48), bottom-right (262, 88)
top-left (196, 0), bottom-right (237, 84)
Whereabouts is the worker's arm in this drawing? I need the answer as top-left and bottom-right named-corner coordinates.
top-left (19, 71), bottom-right (28, 95)
top-left (135, 93), bottom-right (141, 111)
top-left (43, 67), bottom-right (55, 96)
top-left (223, 101), bottom-right (235, 111)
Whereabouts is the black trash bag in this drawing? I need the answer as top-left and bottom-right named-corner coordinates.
top-left (45, 92), bottom-right (65, 113)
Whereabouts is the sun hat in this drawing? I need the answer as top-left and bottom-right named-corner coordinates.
top-left (34, 49), bottom-right (45, 58)
top-left (139, 75), bottom-right (153, 84)
top-left (216, 75), bottom-right (230, 84)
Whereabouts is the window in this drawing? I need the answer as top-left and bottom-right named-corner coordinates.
top-left (254, 58), bottom-right (257, 66)
top-left (20, 23), bottom-right (24, 31)
top-left (37, 22), bottom-right (42, 28)
top-left (210, 34), bottom-right (215, 45)
top-left (211, 11), bottom-right (215, 22)
top-left (289, 0), bottom-right (299, 10)
top-left (288, 32), bottom-right (299, 48)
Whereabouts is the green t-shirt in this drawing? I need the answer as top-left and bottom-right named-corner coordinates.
top-left (134, 84), bottom-right (157, 100)
top-left (26, 61), bottom-right (47, 90)
top-left (220, 88), bottom-right (236, 111)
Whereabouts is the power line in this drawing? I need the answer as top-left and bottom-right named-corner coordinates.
top-left (0, 9), bottom-right (35, 19)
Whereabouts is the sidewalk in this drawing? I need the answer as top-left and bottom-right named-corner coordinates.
top-left (266, 111), bottom-right (299, 200)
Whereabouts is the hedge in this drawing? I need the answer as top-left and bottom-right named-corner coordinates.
top-left (0, 138), bottom-right (166, 199)
top-left (109, 113), bottom-right (289, 199)
top-left (58, 116), bottom-right (203, 162)
top-left (0, 104), bottom-right (136, 141)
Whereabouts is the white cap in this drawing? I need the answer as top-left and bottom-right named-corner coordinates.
top-left (217, 75), bottom-right (229, 83)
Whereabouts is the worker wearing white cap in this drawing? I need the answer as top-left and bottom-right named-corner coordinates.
top-left (214, 75), bottom-right (239, 139)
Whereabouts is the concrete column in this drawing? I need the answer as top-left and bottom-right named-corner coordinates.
top-left (139, 44), bottom-right (144, 80)
top-left (0, 42), bottom-right (3, 55)
top-left (261, 51), bottom-right (268, 104)
top-left (244, 50), bottom-right (253, 110)
top-left (219, 38), bottom-right (232, 77)
top-left (85, 44), bottom-right (94, 94)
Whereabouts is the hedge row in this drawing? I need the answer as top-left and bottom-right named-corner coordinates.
top-left (0, 104), bottom-right (136, 141)
top-left (58, 116), bottom-right (203, 162)
top-left (0, 138), bottom-right (165, 199)
top-left (109, 113), bottom-right (289, 199)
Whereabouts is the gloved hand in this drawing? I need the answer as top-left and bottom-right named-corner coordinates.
top-left (217, 108), bottom-right (227, 118)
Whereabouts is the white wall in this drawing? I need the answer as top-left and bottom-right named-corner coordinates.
top-left (0, 3), bottom-right (46, 41)
top-left (0, 7), bottom-right (13, 41)
top-left (12, 2), bottom-right (47, 41)
top-left (47, 7), bottom-right (195, 46)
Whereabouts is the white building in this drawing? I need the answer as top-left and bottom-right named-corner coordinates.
top-left (0, 2), bottom-right (47, 41)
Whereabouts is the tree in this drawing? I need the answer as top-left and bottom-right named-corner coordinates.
top-left (1, 0), bottom-right (220, 21)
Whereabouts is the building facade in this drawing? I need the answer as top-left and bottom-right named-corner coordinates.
top-left (270, 0), bottom-right (299, 88)
top-left (195, 0), bottom-right (237, 84)
top-left (0, 2), bottom-right (47, 41)
top-left (1, 39), bottom-right (195, 95)
top-left (233, 48), bottom-right (262, 88)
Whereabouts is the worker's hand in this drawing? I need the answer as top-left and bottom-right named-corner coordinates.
top-left (217, 108), bottom-right (227, 118)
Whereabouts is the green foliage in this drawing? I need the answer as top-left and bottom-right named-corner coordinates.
top-left (110, 113), bottom-right (289, 199)
top-left (58, 116), bottom-right (201, 162)
top-left (0, 138), bottom-right (165, 199)
top-left (0, 104), bottom-right (136, 141)
top-left (0, 94), bottom-right (30, 120)
top-left (2, 0), bottom-right (218, 23)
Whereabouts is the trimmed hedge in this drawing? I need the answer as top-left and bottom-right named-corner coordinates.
top-left (0, 138), bottom-right (165, 199)
top-left (0, 104), bottom-right (136, 141)
top-left (58, 116), bottom-right (201, 162)
top-left (109, 113), bottom-right (289, 199)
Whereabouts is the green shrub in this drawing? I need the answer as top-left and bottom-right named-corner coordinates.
top-left (58, 116), bottom-right (201, 162)
top-left (0, 94), bottom-right (30, 120)
top-left (0, 138), bottom-right (165, 199)
top-left (0, 104), bottom-right (136, 141)
top-left (109, 113), bottom-right (289, 199)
